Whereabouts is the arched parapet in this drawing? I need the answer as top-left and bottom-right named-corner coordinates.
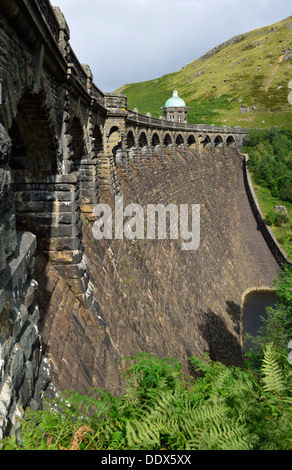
top-left (175, 134), bottom-right (185, 147)
top-left (151, 132), bottom-right (161, 147)
top-left (198, 133), bottom-right (212, 152)
top-left (69, 114), bottom-right (100, 212)
top-left (78, 121), bottom-right (103, 213)
top-left (126, 130), bottom-right (139, 165)
top-left (187, 134), bottom-right (196, 148)
top-left (104, 115), bottom-right (126, 157)
top-left (203, 135), bottom-right (212, 148)
top-left (151, 132), bottom-right (163, 157)
top-left (98, 120), bottom-right (125, 197)
top-left (106, 125), bottom-right (123, 156)
top-left (8, 90), bottom-right (85, 272)
top-left (86, 109), bottom-right (105, 160)
top-left (126, 129), bottom-right (137, 149)
top-left (163, 133), bottom-right (173, 148)
top-left (92, 124), bottom-right (104, 157)
top-left (138, 131), bottom-right (149, 157)
top-left (226, 135), bottom-right (236, 148)
top-left (214, 135), bottom-right (224, 148)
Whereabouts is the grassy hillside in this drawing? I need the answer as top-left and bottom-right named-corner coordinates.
top-left (116, 16), bottom-right (292, 129)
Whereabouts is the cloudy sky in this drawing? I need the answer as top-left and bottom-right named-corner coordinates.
top-left (53, 0), bottom-right (292, 92)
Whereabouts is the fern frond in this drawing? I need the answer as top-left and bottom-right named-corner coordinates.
top-left (202, 421), bottom-right (257, 450)
top-left (261, 343), bottom-right (287, 396)
top-left (190, 401), bottom-right (228, 425)
top-left (126, 418), bottom-right (161, 449)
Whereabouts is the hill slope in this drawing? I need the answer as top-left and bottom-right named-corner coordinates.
top-left (116, 16), bottom-right (292, 129)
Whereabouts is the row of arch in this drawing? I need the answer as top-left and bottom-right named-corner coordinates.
top-left (125, 129), bottom-right (237, 152)
top-left (8, 93), bottom-right (106, 179)
top-left (7, 92), bottom-right (239, 200)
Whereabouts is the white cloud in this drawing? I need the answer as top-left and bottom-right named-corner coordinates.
top-left (52, 0), bottom-right (292, 92)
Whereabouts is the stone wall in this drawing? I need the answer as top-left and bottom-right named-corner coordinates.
top-left (243, 156), bottom-right (291, 268)
top-left (0, 125), bottom-right (50, 439)
top-left (37, 145), bottom-right (272, 397)
top-left (0, 232), bottom-right (50, 439)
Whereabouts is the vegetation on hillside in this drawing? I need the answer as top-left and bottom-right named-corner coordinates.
top-left (243, 127), bottom-right (292, 259)
top-left (1, 267), bottom-right (291, 451)
top-left (116, 16), bottom-right (292, 129)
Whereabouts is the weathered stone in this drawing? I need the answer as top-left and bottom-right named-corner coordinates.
top-left (0, 377), bottom-right (13, 439)
top-left (10, 349), bottom-right (25, 391)
top-left (45, 250), bottom-right (83, 265)
top-left (38, 236), bottom-right (81, 252)
top-left (0, 233), bottom-right (37, 314)
top-left (19, 320), bottom-right (40, 362)
top-left (18, 362), bottom-right (34, 408)
top-left (23, 280), bottom-right (38, 308)
top-left (0, 125), bottom-right (11, 163)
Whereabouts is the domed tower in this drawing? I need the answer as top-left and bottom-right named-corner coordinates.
top-left (163, 89), bottom-right (188, 123)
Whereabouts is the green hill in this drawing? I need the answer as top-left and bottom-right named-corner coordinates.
top-left (115, 16), bottom-right (292, 129)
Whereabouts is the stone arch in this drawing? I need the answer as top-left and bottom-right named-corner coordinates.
top-left (9, 93), bottom-right (58, 179)
top-left (92, 125), bottom-right (103, 156)
top-left (126, 130), bottom-right (136, 149)
top-left (201, 135), bottom-right (212, 148)
top-left (151, 133), bottom-right (161, 147)
top-left (164, 133), bottom-right (172, 147)
top-left (176, 134), bottom-right (184, 146)
top-left (187, 135), bottom-right (196, 147)
top-left (215, 135), bottom-right (224, 147)
top-left (71, 117), bottom-right (85, 168)
top-left (112, 143), bottom-right (122, 161)
top-left (151, 132), bottom-right (161, 155)
top-left (226, 135), bottom-right (236, 148)
top-left (138, 131), bottom-right (148, 148)
top-left (107, 125), bottom-right (121, 156)
top-left (8, 92), bottom-right (59, 249)
top-left (126, 130), bottom-right (138, 163)
top-left (138, 131), bottom-right (148, 156)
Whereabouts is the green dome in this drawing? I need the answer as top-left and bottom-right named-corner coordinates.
top-left (165, 89), bottom-right (186, 108)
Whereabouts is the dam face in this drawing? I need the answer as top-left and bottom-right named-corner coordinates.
top-left (36, 146), bottom-right (279, 395)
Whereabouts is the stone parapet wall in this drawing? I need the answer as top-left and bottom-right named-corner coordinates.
top-left (243, 155), bottom-right (291, 268)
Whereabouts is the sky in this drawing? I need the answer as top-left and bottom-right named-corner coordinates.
top-left (52, 0), bottom-right (292, 92)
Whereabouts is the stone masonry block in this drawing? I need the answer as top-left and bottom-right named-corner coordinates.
top-left (45, 250), bottom-right (83, 265)
top-left (38, 236), bottom-right (81, 252)
top-left (55, 262), bottom-right (87, 280)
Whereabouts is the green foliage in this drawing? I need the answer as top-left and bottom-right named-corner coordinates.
top-left (274, 265), bottom-right (292, 306)
top-left (1, 345), bottom-right (291, 451)
top-left (244, 128), bottom-right (292, 203)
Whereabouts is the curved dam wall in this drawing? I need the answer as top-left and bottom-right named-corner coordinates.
top-left (36, 145), bottom-right (280, 396)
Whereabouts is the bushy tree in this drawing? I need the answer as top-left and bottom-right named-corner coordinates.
top-left (244, 128), bottom-right (292, 203)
